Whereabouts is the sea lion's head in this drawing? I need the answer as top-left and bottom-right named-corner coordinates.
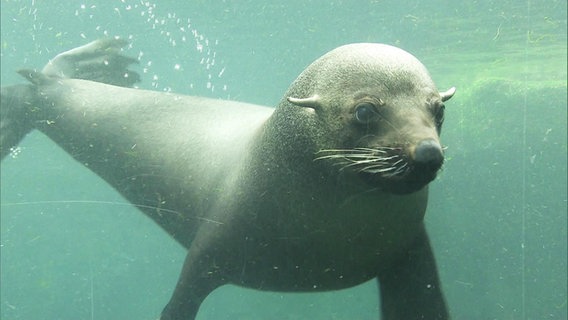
top-left (284, 43), bottom-right (455, 194)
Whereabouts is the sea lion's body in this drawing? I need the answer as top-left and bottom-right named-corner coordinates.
top-left (1, 39), bottom-right (455, 319)
top-left (17, 78), bottom-right (274, 248)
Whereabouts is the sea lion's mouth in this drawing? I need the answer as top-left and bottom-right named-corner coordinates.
top-left (358, 168), bottom-right (437, 194)
top-left (315, 145), bottom-right (443, 195)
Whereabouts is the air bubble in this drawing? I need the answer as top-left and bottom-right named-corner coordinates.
top-left (66, 1), bottom-right (230, 95)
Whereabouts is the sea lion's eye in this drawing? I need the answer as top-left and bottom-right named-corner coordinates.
top-left (354, 103), bottom-right (379, 124)
top-left (435, 104), bottom-right (445, 126)
top-left (434, 104), bottom-right (445, 132)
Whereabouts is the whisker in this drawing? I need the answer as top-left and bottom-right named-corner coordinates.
top-left (315, 154), bottom-right (378, 161)
top-left (384, 163), bottom-right (409, 177)
top-left (361, 165), bottom-right (398, 174)
top-left (391, 158), bottom-right (405, 166)
top-left (317, 148), bottom-right (388, 154)
top-left (314, 146), bottom-right (409, 178)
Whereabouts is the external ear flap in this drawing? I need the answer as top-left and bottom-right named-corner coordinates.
top-left (440, 87), bottom-right (456, 102)
top-left (287, 94), bottom-right (322, 111)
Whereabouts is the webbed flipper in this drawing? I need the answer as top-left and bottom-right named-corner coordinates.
top-left (41, 38), bottom-right (140, 87)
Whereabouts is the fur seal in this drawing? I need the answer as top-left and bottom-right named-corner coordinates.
top-left (1, 39), bottom-right (455, 319)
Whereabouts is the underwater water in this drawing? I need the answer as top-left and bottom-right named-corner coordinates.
top-left (1, 0), bottom-right (566, 319)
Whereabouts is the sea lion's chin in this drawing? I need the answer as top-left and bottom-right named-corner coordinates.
top-left (359, 171), bottom-right (436, 195)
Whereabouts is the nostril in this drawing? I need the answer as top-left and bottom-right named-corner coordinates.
top-left (414, 139), bottom-right (444, 171)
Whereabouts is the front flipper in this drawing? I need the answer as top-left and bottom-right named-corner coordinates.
top-left (160, 248), bottom-right (227, 320)
top-left (40, 38), bottom-right (140, 87)
top-left (379, 224), bottom-right (449, 319)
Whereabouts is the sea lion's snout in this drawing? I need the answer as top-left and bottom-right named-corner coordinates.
top-left (413, 139), bottom-right (444, 173)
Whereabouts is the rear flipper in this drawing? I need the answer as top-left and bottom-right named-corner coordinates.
top-left (41, 38), bottom-right (140, 87)
top-left (1, 38), bottom-right (140, 160)
top-left (0, 84), bottom-right (36, 160)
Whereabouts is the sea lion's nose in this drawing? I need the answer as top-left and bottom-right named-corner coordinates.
top-left (414, 139), bottom-right (444, 172)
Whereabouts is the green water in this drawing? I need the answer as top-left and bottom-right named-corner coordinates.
top-left (1, 0), bottom-right (566, 319)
